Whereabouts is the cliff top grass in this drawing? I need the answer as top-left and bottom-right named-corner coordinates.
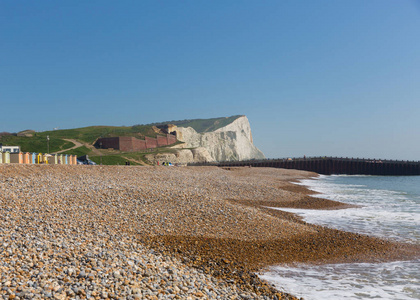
top-left (41, 124), bottom-right (161, 144)
top-left (148, 115), bottom-right (244, 133)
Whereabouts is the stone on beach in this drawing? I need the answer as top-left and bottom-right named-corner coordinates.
top-left (1, 164), bottom-right (418, 300)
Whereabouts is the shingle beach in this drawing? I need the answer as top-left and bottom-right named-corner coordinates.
top-left (1, 165), bottom-right (418, 300)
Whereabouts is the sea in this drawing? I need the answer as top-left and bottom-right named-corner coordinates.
top-left (260, 175), bottom-right (420, 300)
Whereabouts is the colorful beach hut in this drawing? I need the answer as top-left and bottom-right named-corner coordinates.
top-left (2, 152), bottom-right (10, 164)
top-left (10, 152), bottom-right (23, 164)
top-left (64, 154), bottom-right (68, 165)
top-left (30, 153), bottom-right (37, 164)
top-left (47, 154), bottom-right (58, 165)
top-left (22, 152), bottom-right (30, 164)
top-left (0, 153), bottom-right (2, 164)
top-left (37, 153), bottom-right (42, 164)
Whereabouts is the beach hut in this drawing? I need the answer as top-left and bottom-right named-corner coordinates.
top-left (63, 154), bottom-right (68, 165)
top-left (43, 154), bottom-right (50, 164)
top-left (3, 152), bottom-right (10, 164)
top-left (0, 152), bottom-right (2, 164)
top-left (22, 152), bottom-right (30, 164)
top-left (37, 153), bottom-right (43, 164)
top-left (47, 154), bottom-right (58, 165)
top-left (10, 152), bottom-right (23, 164)
top-left (30, 153), bottom-right (37, 164)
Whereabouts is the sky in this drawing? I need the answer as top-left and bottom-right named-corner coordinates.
top-left (1, 1), bottom-right (419, 160)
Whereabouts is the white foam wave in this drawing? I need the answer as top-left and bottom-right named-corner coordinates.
top-left (260, 260), bottom-right (420, 300)
top-left (270, 206), bottom-right (420, 243)
top-left (288, 176), bottom-right (420, 243)
top-left (269, 176), bottom-right (420, 299)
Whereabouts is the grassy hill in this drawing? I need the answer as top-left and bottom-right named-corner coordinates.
top-left (0, 115), bottom-right (241, 165)
top-left (148, 115), bottom-right (243, 133)
top-left (0, 134), bottom-right (74, 154)
top-left (0, 125), bottom-right (166, 165)
top-left (40, 124), bottom-right (161, 144)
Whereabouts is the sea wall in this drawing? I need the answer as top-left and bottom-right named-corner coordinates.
top-left (97, 135), bottom-right (177, 152)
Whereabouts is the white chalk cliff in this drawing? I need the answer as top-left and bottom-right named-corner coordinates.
top-left (145, 147), bottom-right (214, 165)
top-left (174, 116), bottom-right (265, 161)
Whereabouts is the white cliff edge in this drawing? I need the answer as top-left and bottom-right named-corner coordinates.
top-left (174, 116), bottom-right (265, 162)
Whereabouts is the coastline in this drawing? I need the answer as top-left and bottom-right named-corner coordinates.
top-left (0, 165), bottom-right (418, 299)
top-left (141, 168), bottom-right (418, 299)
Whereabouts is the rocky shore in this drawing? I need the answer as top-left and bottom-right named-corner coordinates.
top-left (1, 165), bottom-right (418, 299)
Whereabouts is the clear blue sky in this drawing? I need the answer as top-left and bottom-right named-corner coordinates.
top-left (1, 1), bottom-right (419, 160)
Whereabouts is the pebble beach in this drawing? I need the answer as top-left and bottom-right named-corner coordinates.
top-left (1, 165), bottom-right (418, 300)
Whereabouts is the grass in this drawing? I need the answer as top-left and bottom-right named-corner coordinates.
top-left (89, 155), bottom-right (140, 166)
top-left (0, 124), bottom-right (166, 153)
top-left (148, 115), bottom-right (243, 133)
top-left (40, 125), bottom-right (162, 144)
top-left (0, 134), bottom-right (185, 165)
top-left (61, 146), bottom-right (92, 157)
top-left (0, 135), bottom-right (74, 153)
top-left (122, 153), bottom-right (153, 165)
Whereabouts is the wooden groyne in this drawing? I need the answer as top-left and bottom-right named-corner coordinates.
top-left (189, 157), bottom-right (420, 176)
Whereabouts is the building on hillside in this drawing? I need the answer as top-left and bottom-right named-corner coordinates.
top-left (0, 145), bottom-right (20, 153)
top-left (96, 135), bottom-right (177, 152)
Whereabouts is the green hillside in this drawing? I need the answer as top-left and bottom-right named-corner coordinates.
top-left (0, 135), bottom-right (74, 153)
top-left (0, 115), bottom-right (241, 165)
top-left (149, 115), bottom-right (243, 133)
top-left (40, 125), bottom-right (160, 144)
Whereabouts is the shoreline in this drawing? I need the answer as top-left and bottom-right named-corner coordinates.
top-left (1, 165), bottom-right (418, 299)
top-left (140, 170), bottom-right (419, 299)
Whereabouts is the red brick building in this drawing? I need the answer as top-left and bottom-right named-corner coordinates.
top-left (96, 134), bottom-right (177, 152)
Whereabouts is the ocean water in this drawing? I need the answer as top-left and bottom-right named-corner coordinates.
top-left (260, 175), bottom-right (420, 300)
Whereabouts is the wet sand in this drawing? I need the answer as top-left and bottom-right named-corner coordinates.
top-left (0, 165), bottom-right (418, 299)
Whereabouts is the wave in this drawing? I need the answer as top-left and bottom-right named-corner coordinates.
top-left (261, 259), bottom-right (420, 300)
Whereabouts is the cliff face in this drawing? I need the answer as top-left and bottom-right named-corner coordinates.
top-left (174, 116), bottom-right (265, 161)
top-left (145, 147), bottom-right (214, 165)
